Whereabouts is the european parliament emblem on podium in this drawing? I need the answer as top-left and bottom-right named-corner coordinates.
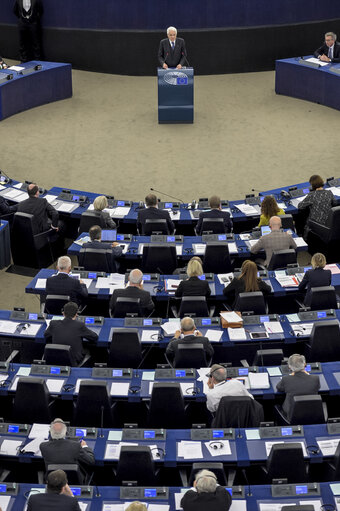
top-left (158, 68), bottom-right (194, 124)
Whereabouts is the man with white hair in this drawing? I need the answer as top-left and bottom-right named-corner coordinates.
top-left (205, 364), bottom-right (253, 413)
top-left (166, 317), bottom-right (214, 364)
top-left (45, 256), bottom-right (88, 306)
top-left (276, 354), bottom-right (320, 419)
top-left (109, 268), bottom-right (154, 317)
top-left (158, 26), bottom-right (188, 69)
top-left (181, 469), bottom-right (232, 511)
top-left (314, 32), bottom-right (340, 63)
top-left (40, 418), bottom-right (95, 482)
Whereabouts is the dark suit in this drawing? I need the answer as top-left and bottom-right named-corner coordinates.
top-left (196, 209), bottom-right (233, 235)
top-left (44, 317), bottom-right (98, 365)
top-left (0, 196), bottom-right (17, 216)
top-left (81, 239), bottom-right (122, 272)
top-left (175, 276), bottom-right (211, 298)
top-left (45, 272), bottom-right (88, 306)
top-left (109, 286), bottom-right (154, 316)
top-left (17, 196), bottom-right (58, 234)
top-left (314, 41), bottom-right (340, 63)
top-left (13, 0), bottom-right (43, 62)
top-left (40, 438), bottom-right (95, 480)
top-left (298, 267), bottom-right (332, 306)
top-left (137, 206), bottom-right (174, 234)
top-left (27, 492), bottom-right (81, 511)
top-left (158, 37), bottom-right (187, 68)
top-left (166, 334), bottom-right (214, 362)
top-left (0, 57), bottom-right (7, 69)
top-left (223, 276), bottom-right (271, 307)
top-left (181, 485), bottom-right (232, 511)
top-left (276, 371), bottom-right (320, 418)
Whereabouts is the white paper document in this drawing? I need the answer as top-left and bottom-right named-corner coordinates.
top-left (18, 323), bottom-right (42, 336)
top-left (305, 57), bottom-right (329, 66)
top-left (192, 244), bottom-right (206, 255)
top-left (3, 188), bottom-right (24, 199)
top-left (204, 440), bottom-right (231, 456)
top-left (291, 323), bottom-right (313, 336)
top-left (174, 490), bottom-right (190, 510)
top-left (104, 441), bottom-right (138, 460)
top-left (29, 423), bottom-right (50, 439)
top-left (236, 204), bottom-right (259, 215)
top-left (317, 438), bottom-right (340, 456)
top-left (217, 272), bottom-right (234, 285)
top-left (230, 500), bottom-right (247, 511)
top-left (267, 367), bottom-right (282, 377)
top-left (0, 439), bottom-right (22, 455)
top-left (102, 505), bottom-right (124, 511)
top-left (78, 503), bottom-right (88, 511)
top-left (227, 242), bottom-right (238, 254)
top-left (204, 329), bottom-right (223, 342)
top-left (0, 321), bottom-right (18, 334)
top-left (164, 279), bottom-right (180, 292)
top-left (21, 437), bottom-right (43, 455)
top-left (56, 202), bottom-right (77, 213)
top-left (8, 65), bottom-right (25, 71)
top-left (265, 441), bottom-right (307, 457)
top-left (110, 382), bottom-right (130, 396)
top-left (148, 505), bottom-right (170, 511)
top-left (141, 330), bottom-right (160, 342)
top-left (177, 440), bottom-right (203, 459)
top-left (325, 263), bottom-right (340, 274)
top-left (264, 321), bottom-right (283, 334)
top-left (294, 237), bottom-right (308, 247)
top-left (0, 496), bottom-right (11, 511)
top-left (228, 328), bottom-right (247, 341)
top-left (44, 194), bottom-right (58, 204)
top-left (246, 239), bottom-right (259, 248)
top-left (110, 207), bottom-right (130, 218)
top-left (161, 320), bottom-right (181, 336)
top-left (96, 278), bottom-right (112, 289)
top-left (220, 311), bottom-right (242, 323)
top-left (290, 197), bottom-right (306, 208)
top-left (74, 236), bottom-right (91, 246)
top-left (35, 278), bottom-right (46, 289)
top-left (248, 372), bottom-right (270, 389)
top-left (275, 275), bottom-right (299, 288)
top-left (46, 379), bottom-right (65, 393)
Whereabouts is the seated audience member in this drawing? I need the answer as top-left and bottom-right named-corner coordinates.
top-left (223, 259), bottom-right (271, 306)
top-left (276, 354), bottom-right (320, 418)
top-left (46, 256), bottom-right (88, 307)
top-left (314, 31), bottom-right (340, 63)
top-left (166, 317), bottom-right (214, 364)
top-left (44, 301), bottom-right (98, 365)
top-left (17, 183), bottom-right (62, 235)
top-left (205, 364), bottom-right (253, 413)
top-left (93, 195), bottom-right (117, 229)
top-left (0, 56), bottom-right (7, 69)
top-left (181, 469), bottom-right (232, 511)
top-left (82, 225), bottom-right (122, 272)
top-left (175, 257), bottom-right (211, 298)
top-left (257, 195), bottom-right (285, 227)
top-left (250, 216), bottom-right (297, 267)
top-left (0, 195), bottom-right (17, 216)
top-left (196, 195), bottom-right (232, 235)
top-left (125, 503), bottom-right (147, 511)
top-left (137, 193), bottom-right (174, 234)
top-left (27, 469), bottom-right (81, 511)
top-left (109, 268), bottom-right (154, 316)
top-left (40, 419), bottom-right (95, 480)
top-left (298, 252), bottom-right (332, 305)
top-left (298, 174), bottom-right (337, 239)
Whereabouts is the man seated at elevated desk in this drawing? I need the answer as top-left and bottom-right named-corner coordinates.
top-left (205, 364), bottom-right (253, 413)
top-left (17, 183), bottom-right (62, 235)
top-left (166, 317), bottom-right (214, 364)
top-left (158, 26), bottom-right (187, 69)
top-left (0, 56), bottom-right (7, 69)
top-left (27, 469), bottom-right (81, 511)
top-left (81, 225), bottom-right (122, 272)
top-left (0, 195), bottom-right (17, 216)
top-left (196, 195), bottom-right (233, 235)
top-left (276, 354), bottom-right (320, 420)
top-left (46, 256), bottom-right (88, 307)
top-left (137, 193), bottom-right (174, 234)
top-left (109, 268), bottom-right (155, 317)
top-left (250, 216), bottom-right (297, 266)
top-left (181, 469), bottom-right (232, 511)
top-left (314, 31), bottom-right (340, 63)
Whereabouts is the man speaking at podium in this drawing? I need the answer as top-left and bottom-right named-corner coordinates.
top-left (158, 26), bottom-right (187, 69)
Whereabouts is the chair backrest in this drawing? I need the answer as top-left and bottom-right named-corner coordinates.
top-left (189, 462), bottom-right (227, 486)
top-left (74, 380), bottom-right (113, 427)
top-left (309, 206), bottom-right (340, 244)
top-left (267, 249), bottom-right (297, 270)
top-left (116, 446), bottom-right (156, 485)
top-left (266, 443), bottom-right (307, 482)
top-left (44, 344), bottom-right (73, 366)
top-left (79, 247), bottom-right (112, 272)
top-left (174, 343), bottom-right (208, 368)
top-left (310, 319), bottom-right (340, 362)
top-left (147, 382), bottom-right (188, 428)
top-left (203, 243), bottom-right (232, 273)
top-left (11, 212), bottom-right (52, 268)
top-left (309, 286), bottom-right (337, 311)
top-left (142, 244), bottom-right (177, 274)
top-left (178, 296), bottom-right (209, 318)
top-left (112, 297), bottom-right (142, 318)
top-left (201, 217), bottom-right (226, 234)
top-left (280, 214), bottom-right (295, 231)
top-left (288, 395), bottom-right (326, 424)
top-left (143, 219), bottom-right (169, 235)
top-left (212, 396), bottom-right (264, 428)
top-left (253, 349), bottom-right (284, 367)
top-left (331, 440), bottom-right (340, 480)
top-left (109, 328), bottom-right (142, 368)
top-left (47, 464), bottom-right (83, 484)
top-left (13, 377), bottom-right (51, 423)
top-left (79, 210), bottom-right (106, 233)
top-left (44, 294), bottom-right (70, 315)
top-left (234, 292), bottom-right (266, 315)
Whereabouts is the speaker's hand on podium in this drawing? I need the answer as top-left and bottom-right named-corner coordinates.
top-left (162, 63), bottom-right (168, 69)
top-left (176, 64), bottom-right (182, 69)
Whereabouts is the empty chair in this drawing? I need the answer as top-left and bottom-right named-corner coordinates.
top-left (116, 446), bottom-right (157, 485)
top-left (178, 296), bottom-right (209, 318)
top-left (111, 297), bottom-right (142, 318)
top-left (143, 219), bottom-right (170, 235)
top-left (280, 214), bottom-right (295, 231)
top-left (47, 464), bottom-right (83, 485)
top-left (43, 344), bottom-right (89, 367)
top-left (142, 244), bottom-right (177, 274)
top-left (265, 443), bottom-right (307, 483)
top-left (275, 395), bottom-right (327, 425)
top-left (173, 343), bottom-right (209, 368)
top-left (44, 294), bottom-right (70, 315)
top-left (308, 206), bottom-right (340, 244)
top-left (73, 380), bottom-right (114, 427)
top-left (267, 249), bottom-right (297, 270)
top-left (12, 377), bottom-right (52, 423)
top-left (147, 382), bottom-right (188, 428)
top-left (203, 243), bottom-right (233, 273)
top-left (109, 328), bottom-right (142, 368)
top-left (308, 320), bottom-right (340, 362)
top-left (189, 462), bottom-right (227, 486)
top-left (234, 292), bottom-right (267, 314)
top-left (79, 210), bottom-right (106, 234)
top-left (201, 218), bottom-right (226, 234)
top-left (212, 396), bottom-right (264, 428)
top-left (78, 247), bottom-right (112, 272)
top-left (308, 286), bottom-right (338, 311)
top-left (252, 349), bottom-right (284, 366)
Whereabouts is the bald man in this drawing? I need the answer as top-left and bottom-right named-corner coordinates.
top-left (17, 183), bottom-right (59, 234)
top-left (109, 269), bottom-right (155, 317)
top-left (250, 216), bottom-right (297, 266)
top-left (166, 317), bottom-right (214, 364)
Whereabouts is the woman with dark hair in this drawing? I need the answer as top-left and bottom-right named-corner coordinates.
top-left (258, 196), bottom-right (285, 227)
top-left (223, 259), bottom-right (271, 306)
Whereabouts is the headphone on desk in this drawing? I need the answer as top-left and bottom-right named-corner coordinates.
top-left (16, 322), bottom-right (30, 333)
top-left (150, 446), bottom-right (165, 458)
top-left (208, 441), bottom-right (225, 450)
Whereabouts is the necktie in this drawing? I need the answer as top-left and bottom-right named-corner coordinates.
top-left (328, 46), bottom-right (333, 60)
top-left (171, 42), bottom-right (175, 50)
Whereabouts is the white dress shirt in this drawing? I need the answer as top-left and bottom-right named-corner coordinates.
top-left (23, 0), bottom-right (31, 12)
top-left (206, 379), bottom-right (253, 413)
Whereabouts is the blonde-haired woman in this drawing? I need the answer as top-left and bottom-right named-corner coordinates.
top-left (223, 259), bottom-right (271, 306)
top-left (93, 195), bottom-right (117, 229)
top-left (175, 257), bottom-right (211, 298)
top-left (298, 252), bottom-right (331, 305)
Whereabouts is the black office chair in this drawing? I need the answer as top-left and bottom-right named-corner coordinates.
top-left (234, 292), bottom-right (268, 314)
top-left (328, 441), bottom-right (340, 481)
top-left (308, 286), bottom-right (339, 311)
top-left (44, 294), bottom-right (70, 315)
top-left (142, 244), bottom-right (177, 274)
top-left (264, 443), bottom-right (307, 483)
top-left (109, 328), bottom-right (142, 368)
top-left (173, 343), bottom-right (210, 369)
top-left (12, 377), bottom-right (52, 423)
top-left (280, 214), bottom-right (295, 231)
top-left (203, 243), bottom-right (233, 273)
top-left (111, 297), bottom-right (142, 318)
top-left (143, 219), bottom-right (170, 235)
top-left (43, 344), bottom-right (90, 368)
top-left (147, 382), bottom-right (188, 428)
top-left (307, 320), bottom-right (340, 362)
top-left (78, 210), bottom-right (106, 233)
top-left (201, 218), bottom-right (226, 234)
top-left (78, 247), bottom-right (112, 272)
top-left (275, 395), bottom-right (327, 425)
top-left (308, 206), bottom-right (340, 244)
top-left (116, 446), bottom-right (157, 485)
top-left (73, 380), bottom-right (114, 427)
top-left (175, 296), bottom-right (210, 318)
top-left (188, 463), bottom-right (227, 486)
top-left (252, 349), bottom-right (284, 367)
top-left (267, 249), bottom-right (297, 271)
top-left (212, 396), bottom-right (264, 428)
top-left (47, 464), bottom-right (83, 485)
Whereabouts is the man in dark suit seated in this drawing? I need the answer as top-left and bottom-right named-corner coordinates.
top-left (196, 195), bottom-right (232, 235)
top-left (46, 256), bottom-right (88, 307)
top-left (0, 56), bottom-right (8, 69)
top-left (276, 354), bottom-right (320, 419)
top-left (40, 418), bottom-right (95, 482)
top-left (17, 183), bottom-right (62, 235)
top-left (109, 268), bottom-right (154, 317)
top-left (81, 225), bottom-right (122, 272)
top-left (314, 31), bottom-right (340, 63)
top-left (0, 196), bottom-right (17, 216)
top-left (27, 469), bottom-right (81, 511)
top-left (158, 26), bottom-right (187, 69)
top-left (166, 317), bottom-right (214, 364)
top-left (44, 301), bottom-right (98, 366)
top-left (137, 193), bottom-right (174, 234)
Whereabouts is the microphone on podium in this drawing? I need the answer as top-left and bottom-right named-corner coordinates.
top-left (182, 52), bottom-right (191, 67)
top-left (150, 187), bottom-right (184, 204)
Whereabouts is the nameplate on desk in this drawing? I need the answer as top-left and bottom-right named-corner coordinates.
top-left (194, 317), bottom-right (220, 327)
top-left (109, 199), bottom-right (133, 207)
top-left (179, 273), bottom-right (214, 282)
top-left (69, 486), bottom-right (93, 499)
top-left (259, 426), bottom-right (303, 438)
top-left (271, 483), bottom-right (320, 497)
top-left (0, 482), bottom-right (18, 495)
top-left (92, 368), bottom-right (132, 378)
top-left (125, 273), bottom-right (160, 283)
top-left (202, 233), bottom-right (234, 242)
top-left (57, 191), bottom-right (88, 203)
top-left (150, 235), bottom-right (183, 243)
top-left (154, 368), bottom-right (195, 379)
top-left (120, 487), bottom-right (169, 500)
top-left (191, 428), bottom-right (235, 440)
top-left (73, 270), bottom-right (105, 279)
top-left (30, 365), bottom-right (70, 376)
top-left (67, 427), bottom-right (97, 439)
top-left (298, 310), bottom-right (335, 321)
top-left (78, 316), bottom-right (104, 326)
top-left (124, 317), bottom-right (162, 327)
top-left (289, 186), bottom-right (310, 198)
top-left (122, 429), bottom-right (166, 440)
top-left (227, 367), bottom-right (258, 378)
top-left (245, 196), bottom-right (262, 205)
top-left (0, 423), bottom-right (29, 436)
top-left (242, 314), bottom-right (278, 325)
top-left (9, 311), bottom-right (45, 322)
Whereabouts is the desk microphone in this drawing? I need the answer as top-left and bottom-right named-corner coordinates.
top-left (0, 169), bottom-right (11, 185)
top-left (250, 188), bottom-right (262, 194)
top-left (150, 187), bottom-right (184, 204)
top-left (100, 405), bottom-right (104, 438)
top-left (94, 484), bottom-right (101, 498)
top-left (181, 52), bottom-right (191, 67)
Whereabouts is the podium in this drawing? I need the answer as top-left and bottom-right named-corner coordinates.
top-left (157, 67), bottom-right (194, 124)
